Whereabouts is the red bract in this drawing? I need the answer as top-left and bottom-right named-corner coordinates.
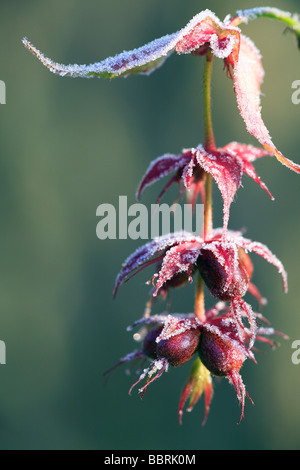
top-left (114, 230), bottom-right (287, 301)
top-left (137, 143), bottom-right (274, 236)
top-left (113, 232), bottom-right (202, 300)
top-left (178, 357), bottom-right (213, 426)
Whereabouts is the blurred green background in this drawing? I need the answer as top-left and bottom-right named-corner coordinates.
top-left (0, 0), bottom-right (299, 450)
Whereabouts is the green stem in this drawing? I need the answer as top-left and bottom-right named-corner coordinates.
top-left (231, 7), bottom-right (300, 44)
top-left (194, 50), bottom-right (216, 321)
top-left (203, 50), bottom-right (215, 241)
top-left (194, 274), bottom-right (205, 321)
top-left (203, 50), bottom-right (216, 152)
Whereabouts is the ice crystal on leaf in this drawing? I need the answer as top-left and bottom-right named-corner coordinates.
top-left (113, 232), bottom-right (203, 300)
top-left (22, 10), bottom-right (240, 78)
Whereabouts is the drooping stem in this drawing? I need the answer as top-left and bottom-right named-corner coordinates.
top-left (194, 50), bottom-right (216, 321)
top-left (203, 50), bottom-right (216, 152)
top-left (203, 50), bottom-right (215, 241)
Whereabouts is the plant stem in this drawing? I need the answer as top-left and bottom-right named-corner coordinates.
top-left (194, 273), bottom-right (205, 321)
top-left (203, 50), bottom-right (215, 241)
top-left (203, 50), bottom-right (216, 152)
top-left (203, 173), bottom-right (213, 242)
top-left (194, 50), bottom-right (216, 321)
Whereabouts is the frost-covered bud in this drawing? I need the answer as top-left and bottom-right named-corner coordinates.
top-left (197, 244), bottom-right (250, 301)
top-left (157, 325), bottom-right (201, 367)
top-left (198, 329), bottom-right (245, 376)
top-left (197, 318), bottom-right (250, 422)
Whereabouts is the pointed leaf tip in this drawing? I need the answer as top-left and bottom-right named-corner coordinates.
top-left (22, 33), bottom-right (178, 79)
top-left (233, 35), bottom-right (300, 174)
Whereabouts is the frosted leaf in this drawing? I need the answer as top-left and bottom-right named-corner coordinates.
top-left (196, 148), bottom-right (243, 236)
top-left (136, 151), bottom-right (191, 200)
top-left (236, 7), bottom-right (293, 23)
top-left (223, 142), bottom-right (273, 163)
top-left (129, 358), bottom-right (168, 397)
top-left (175, 10), bottom-right (225, 53)
top-left (222, 142), bottom-right (274, 200)
top-left (153, 241), bottom-right (202, 296)
top-left (181, 153), bottom-right (198, 191)
top-left (155, 315), bottom-right (200, 343)
top-left (151, 140), bottom-right (277, 236)
top-left (113, 232), bottom-right (203, 297)
top-left (23, 9), bottom-right (242, 80)
top-left (22, 34), bottom-right (177, 79)
top-left (127, 312), bottom-right (195, 331)
top-left (234, 236), bottom-right (288, 293)
top-left (227, 369), bottom-right (250, 424)
top-left (232, 298), bottom-right (257, 349)
top-left (233, 34), bottom-right (300, 173)
top-left (175, 10), bottom-right (240, 61)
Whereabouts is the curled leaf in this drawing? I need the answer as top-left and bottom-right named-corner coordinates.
top-left (22, 9), bottom-right (240, 79)
top-left (136, 151), bottom-right (192, 200)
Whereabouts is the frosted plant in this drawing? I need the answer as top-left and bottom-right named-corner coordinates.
top-left (23, 7), bottom-right (299, 423)
top-left (136, 143), bottom-right (274, 236)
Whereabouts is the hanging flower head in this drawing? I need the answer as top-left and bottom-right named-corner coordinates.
top-left (23, 6), bottom-right (300, 424)
top-left (105, 305), bottom-right (287, 424)
top-left (136, 142), bottom-right (274, 236)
